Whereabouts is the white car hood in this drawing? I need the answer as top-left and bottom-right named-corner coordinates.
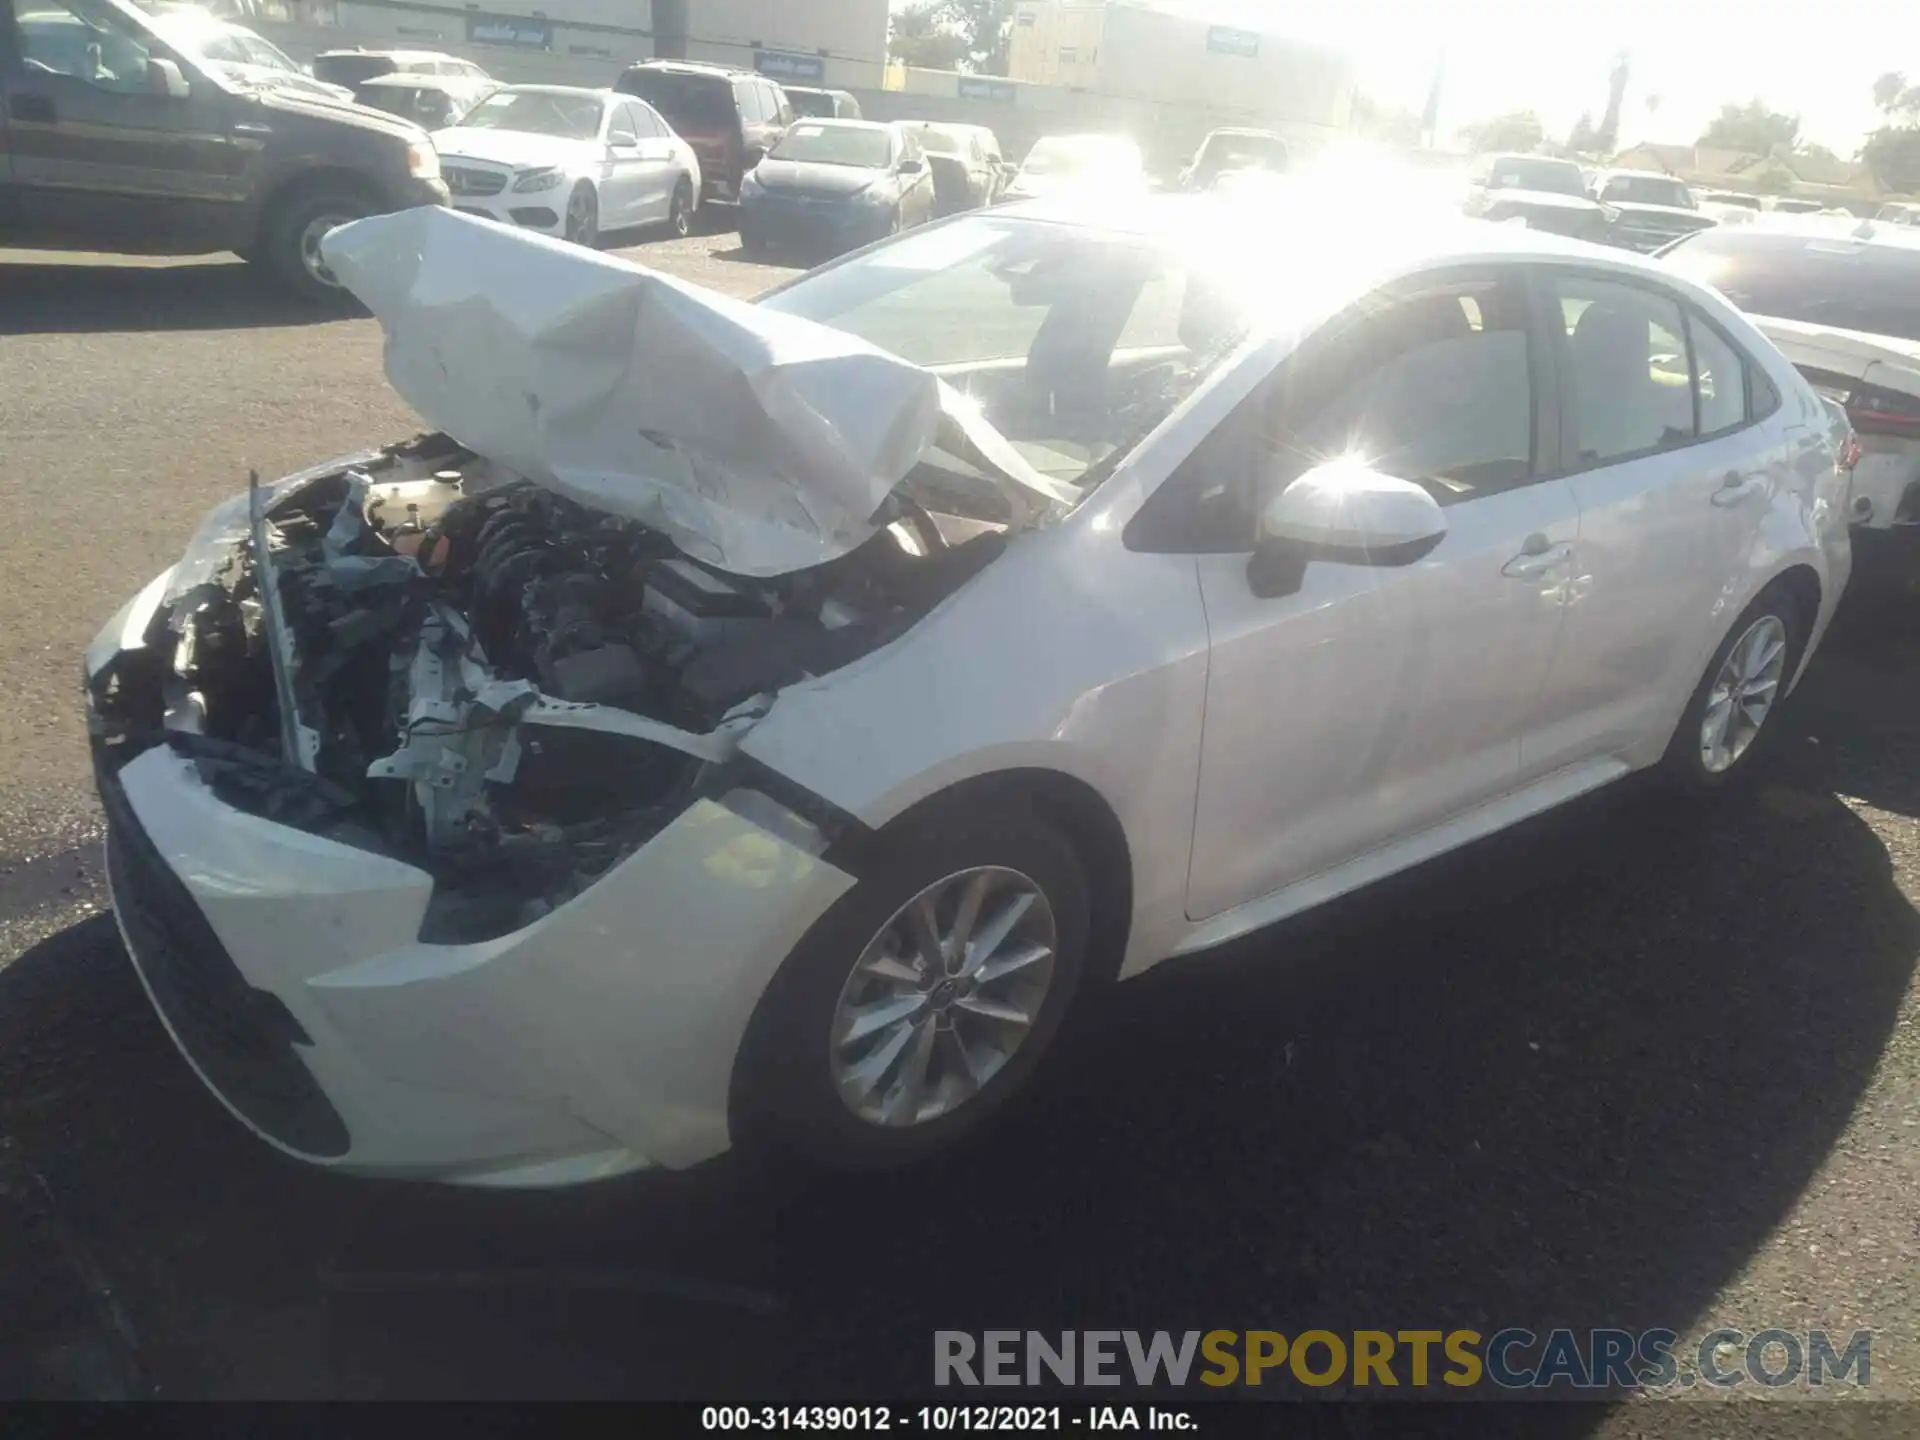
top-left (431, 127), bottom-right (599, 173)
top-left (319, 206), bottom-right (954, 576)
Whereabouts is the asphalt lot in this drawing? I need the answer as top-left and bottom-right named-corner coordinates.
top-left (1, 225), bottom-right (1918, 1426)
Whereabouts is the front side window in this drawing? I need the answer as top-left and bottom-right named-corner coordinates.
top-left (1133, 272), bottom-right (1537, 551)
top-left (236, 33), bottom-right (298, 72)
top-left (1553, 277), bottom-right (1696, 466)
top-left (16, 0), bottom-right (156, 92)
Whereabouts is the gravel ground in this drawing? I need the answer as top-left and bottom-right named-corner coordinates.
top-left (0, 228), bottom-right (1916, 1427)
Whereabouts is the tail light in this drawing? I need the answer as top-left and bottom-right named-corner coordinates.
top-left (1840, 433), bottom-right (1862, 471)
top-left (1847, 382), bottom-right (1920, 439)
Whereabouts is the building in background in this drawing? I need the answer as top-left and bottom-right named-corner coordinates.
top-left (1007, 0), bottom-right (1355, 133)
top-left (317, 0), bottom-right (888, 88)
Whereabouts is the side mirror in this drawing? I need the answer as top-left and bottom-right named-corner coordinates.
top-left (148, 56), bottom-right (190, 99)
top-left (1246, 460), bottom-right (1447, 599)
top-left (899, 157), bottom-right (924, 174)
top-left (743, 144), bottom-right (767, 167)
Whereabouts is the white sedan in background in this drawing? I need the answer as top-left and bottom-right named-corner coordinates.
top-left (85, 201), bottom-right (1854, 1185)
top-left (433, 84), bottom-right (701, 247)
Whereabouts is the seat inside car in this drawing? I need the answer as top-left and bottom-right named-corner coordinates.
top-left (1567, 301), bottom-right (1689, 462)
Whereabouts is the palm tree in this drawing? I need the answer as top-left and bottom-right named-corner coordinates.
top-left (1597, 51), bottom-right (1630, 152)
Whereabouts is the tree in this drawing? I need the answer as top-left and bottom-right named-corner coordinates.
top-left (1350, 91), bottom-right (1423, 147)
top-left (1698, 99), bottom-right (1801, 155)
top-left (1748, 160), bottom-right (1798, 195)
top-left (1862, 127), bottom-right (1920, 193)
top-left (887, 0), bottom-right (1012, 74)
top-left (1457, 110), bottom-right (1545, 155)
top-left (1873, 71), bottom-right (1916, 118)
top-left (1864, 71), bottom-right (1920, 192)
top-left (1596, 51), bottom-right (1630, 152)
top-left (889, 3), bottom-right (968, 70)
top-left (1567, 111), bottom-right (1601, 153)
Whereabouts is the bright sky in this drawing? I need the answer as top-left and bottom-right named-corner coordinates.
top-left (898, 0), bottom-right (1918, 153)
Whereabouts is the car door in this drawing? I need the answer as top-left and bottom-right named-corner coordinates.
top-left (597, 101), bottom-right (649, 227)
top-left (897, 129), bottom-right (934, 225)
top-left (1165, 268), bottom-right (1582, 921)
top-left (0, 0), bottom-right (240, 252)
top-left (622, 99), bottom-right (678, 223)
top-left (1522, 269), bottom-right (1780, 772)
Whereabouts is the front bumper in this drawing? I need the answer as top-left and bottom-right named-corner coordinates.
top-left (395, 175), bottom-right (452, 210)
top-left (88, 582), bottom-right (856, 1187)
top-left (741, 190), bottom-right (889, 253)
top-left (448, 189), bottom-right (567, 234)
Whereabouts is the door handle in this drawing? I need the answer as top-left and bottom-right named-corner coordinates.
top-left (1501, 540), bottom-right (1572, 579)
top-left (9, 94), bottom-right (57, 124)
top-left (1712, 472), bottom-right (1765, 507)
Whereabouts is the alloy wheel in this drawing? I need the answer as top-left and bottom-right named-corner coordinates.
top-left (297, 212), bottom-right (356, 287)
top-left (1699, 613), bottom-right (1788, 773)
top-left (828, 866), bottom-right (1057, 1128)
top-left (565, 187), bottom-right (598, 246)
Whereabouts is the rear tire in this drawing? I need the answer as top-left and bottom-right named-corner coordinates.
top-left (1662, 585), bottom-right (1807, 791)
top-left (731, 799), bottom-right (1091, 1173)
top-left (262, 181), bottom-right (374, 303)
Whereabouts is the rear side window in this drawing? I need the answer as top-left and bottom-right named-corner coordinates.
top-left (1662, 229), bottom-right (1920, 343)
top-left (1687, 314), bottom-right (1749, 436)
top-left (1551, 277), bottom-right (1696, 466)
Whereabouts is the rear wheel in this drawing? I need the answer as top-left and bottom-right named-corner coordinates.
top-left (563, 183), bottom-right (599, 248)
top-left (1663, 586), bottom-right (1806, 790)
top-left (263, 181), bottom-right (374, 303)
top-left (731, 799), bottom-right (1090, 1172)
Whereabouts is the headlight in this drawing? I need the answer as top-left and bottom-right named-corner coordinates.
top-left (406, 138), bottom-right (439, 181)
top-left (512, 167), bottom-right (564, 193)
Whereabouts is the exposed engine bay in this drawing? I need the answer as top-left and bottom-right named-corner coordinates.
top-left (89, 434), bottom-right (1010, 941)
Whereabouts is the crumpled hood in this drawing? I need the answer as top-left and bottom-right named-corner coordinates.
top-left (319, 206), bottom-right (949, 576)
top-left (752, 157), bottom-right (887, 197)
top-left (432, 127), bottom-right (599, 173)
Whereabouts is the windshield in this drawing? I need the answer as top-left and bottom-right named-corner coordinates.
top-left (1199, 134), bottom-right (1286, 172)
top-left (312, 53), bottom-right (396, 86)
top-left (1021, 137), bottom-right (1140, 178)
top-left (771, 122), bottom-right (893, 169)
top-left (1485, 157), bottom-right (1585, 195)
top-left (359, 83), bottom-right (463, 128)
top-left (1606, 175), bottom-right (1693, 207)
top-left (914, 127), bottom-right (962, 155)
top-left (759, 217), bottom-right (1250, 491)
top-left (457, 89), bottom-right (604, 141)
top-left (1663, 229), bottom-right (1920, 342)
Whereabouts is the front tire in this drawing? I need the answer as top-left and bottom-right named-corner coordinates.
top-left (263, 182), bottom-right (374, 303)
top-left (731, 800), bottom-right (1091, 1172)
top-left (563, 182), bottom-right (599, 249)
top-left (666, 178), bottom-right (694, 239)
top-left (1663, 586), bottom-right (1806, 789)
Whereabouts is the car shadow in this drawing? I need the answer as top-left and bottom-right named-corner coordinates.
top-left (0, 259), bottom-right (347, 336)
top-left (0, 639), bottom-right (1913, 1407)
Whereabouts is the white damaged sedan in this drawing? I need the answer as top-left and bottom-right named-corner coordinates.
top-left (86, 203), bottom-right (1854, 1185)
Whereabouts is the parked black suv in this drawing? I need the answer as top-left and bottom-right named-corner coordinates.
top-left (613, 60), bottom-right (791, 204)
top-left (0, 0), bottom-right (449, 299)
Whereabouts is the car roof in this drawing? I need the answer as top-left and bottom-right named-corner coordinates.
top-left (622, 59), bottom-right (753, 79)
top-left (489, 84), bottom-right (615, 101)
top-left (357, 73), bottom-right (488, 92)
top-left (1601, 168), bottom-right (1681, 181)
top-left (317, 48), bottom-right (457, 61)
top-left (787, 117), bottom-right (894, 134)
top-left (1205, 127), bottom-right (1285, 139)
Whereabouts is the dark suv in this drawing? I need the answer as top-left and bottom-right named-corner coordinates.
top-left (613, 60), bottom-right (791, 204)
top-left (0, 0), bottom-right (449, 299)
